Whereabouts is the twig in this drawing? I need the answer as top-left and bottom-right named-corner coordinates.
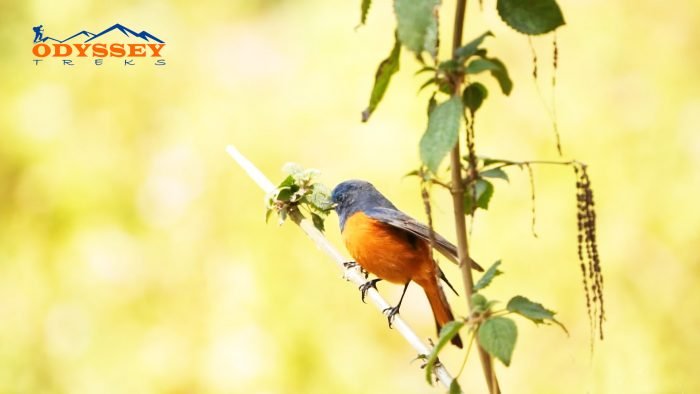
top-left (450, 0), bottom-right (500, 392)
top-left (226, 144), bottom-right (459, 391)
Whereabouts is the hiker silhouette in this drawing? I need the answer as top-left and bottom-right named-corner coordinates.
top-left (32, 25), bottom-right (44, 43)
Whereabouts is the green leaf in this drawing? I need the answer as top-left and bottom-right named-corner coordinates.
top-left (463, 179), bottom-right (494, 212)
top-left (360, 0), bottom-right (371, 25)
top-left (454, 31), bottom-right (493, 61)
top-left (418, 77), bottom-right (438, 92)
top-left (481, 167), bottom-right (509, 182)
top-left (427, 93), bottom-right (437, 116)
top-left (265, 208), bottom-right (273, 223)
top-left (420, 96), bottom-right (463, 173)
top-left (415, 66), bottom-right (436, 75)
top-left (506, 295), bottom-right (568, 333)
top-left (474, 260), bottom-right (502, 291)
top-left (404, 169), bottom-right (420, 178)
top-left (311, 212), bottom-right (325, 232)
top-left (477, 317), bottom-right (517, 366)
top-left (438, 80), bottom-right (453, 95)
top-left (480, 156), bottom-right (515, 166)
top-left (465, 58), bottom-right (513, 95)
top-left (497, 0), bottom-right (565, 35)
top-left (425, 320), bottom-right (465, 384)
top-left (449, 378), bottom-right (462, 394)
top-left (472, 293), bottom-right (487, 309)
top-left (462, 82), bottom-right (488, 114)
top-left (362, 35), bottom-right (401, 122)
top-left (438, 59), bottom-right (462, 72)
top-left (394, 0), bottom-right (440, 57)
top-left (278, 174), bottom-right (296, 188)
top-left (277, 185), bottom-right (298, 202)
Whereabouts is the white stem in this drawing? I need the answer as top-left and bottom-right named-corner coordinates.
top-left (226, 144), bottom-right (458, 390)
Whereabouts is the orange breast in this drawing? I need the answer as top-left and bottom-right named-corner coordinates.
top-left (342, 212), bottom-right (433, 284)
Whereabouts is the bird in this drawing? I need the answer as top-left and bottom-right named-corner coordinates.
top-left (331, 180), bottom-right (484, 348)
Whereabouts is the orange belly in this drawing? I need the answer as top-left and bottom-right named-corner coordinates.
top-left (342, 212), bottom-right (432, 284)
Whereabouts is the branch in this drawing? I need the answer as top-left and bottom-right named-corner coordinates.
top-left (226, 144), bottom-right (459, 391)
top-left (449, 0), bottom-right (500, 392)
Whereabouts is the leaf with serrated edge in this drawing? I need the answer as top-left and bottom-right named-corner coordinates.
top-left (497, 0), bottom-right (565, 35)
top-left (420, 96), bottom-right (462, 173)
top-left (507, 295), bottom-right (568, 333)
top-left (394, 0), bottom-right (439, 56)
top-left (477, 317), bottom-right (517, 366)
top-left (362, 35), bottom-right (401, 122)
top-left (474, 260), bottom-right (502, 291)
top-left (425, 320), bottom-right (465, 384)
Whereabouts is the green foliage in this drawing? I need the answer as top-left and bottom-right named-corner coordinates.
top-left (473, 260), bottom-right (503, 291)
top-left (471, 292), bottom-right (498, 314)
top-left (454, 31), bottom-right (493, 61)
top-left (497, 0), bottom-right (565, 35)
top-left (449, 379), bottom-right (462, 394)
top-left (465, 58), bottom-right (513, 95)
top-left (462, 82), bottom-right (488, 114)
top-left (477, 317), bottom-right (517, 366)
top-left (265, 163), bottom-right (333, 232)
top-left (424, 320), bottom-right (466, 384)
top-left (359, 0), bottom-right (372, 25)
top-left (394, 0), bottom-right (440, 57)
top-left (420, 96), bottom-right (463, 173)
top-left (507, 295), bottom-right (568, 333)
top-left (480, 167), bottom-right (509, 182)
top-left (362, 35), bottom-right (401, 122)
top-left (348, 0), bottom-right (583, 387)
top-left (463, 178), bottom-right (494, 213)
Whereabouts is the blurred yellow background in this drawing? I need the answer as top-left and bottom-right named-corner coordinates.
top-left (1, 0), bottom-right (699, 392)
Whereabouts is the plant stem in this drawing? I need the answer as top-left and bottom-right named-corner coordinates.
top-left (449, 1), bottom-right (500, 393)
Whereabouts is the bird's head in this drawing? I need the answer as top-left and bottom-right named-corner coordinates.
top-left (331, 179), bottom-right (396, 230)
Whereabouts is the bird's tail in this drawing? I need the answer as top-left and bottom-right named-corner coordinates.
top-left (422, 278), bottom-right (463, 348)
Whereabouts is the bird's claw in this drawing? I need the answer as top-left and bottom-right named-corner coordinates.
top-left (383, 305), bottom-right (401, 328)
top-left (343, 261), bottom-right (369, 278)
top-left (358, 279), bottom-right (381, 303)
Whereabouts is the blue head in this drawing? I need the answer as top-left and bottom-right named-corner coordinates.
top-left (331, 180), bottom-right (397, 231)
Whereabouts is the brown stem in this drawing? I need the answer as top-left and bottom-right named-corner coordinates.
top-left (450, 1), bottom-right (500, 393)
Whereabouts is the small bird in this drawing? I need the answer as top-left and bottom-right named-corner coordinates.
top-left (331, 180), bottom-right (483, 348)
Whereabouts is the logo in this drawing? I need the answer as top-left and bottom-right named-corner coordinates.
top-left (31, 23), bottom-right (166, 66)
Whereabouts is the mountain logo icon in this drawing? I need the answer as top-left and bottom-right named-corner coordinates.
top-left (32, 23), bottom-right (164, 44)
top-left (31, 23), bottom-right (167, 65)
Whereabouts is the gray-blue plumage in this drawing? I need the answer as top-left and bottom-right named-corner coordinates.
top-left (331, 179), bottom-right (483, 271)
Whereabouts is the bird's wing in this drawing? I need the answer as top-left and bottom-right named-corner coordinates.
top-left (365, 207), bottom-right (484, 272)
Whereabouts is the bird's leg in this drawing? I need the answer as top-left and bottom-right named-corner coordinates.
top-left (383, 282), bottom-right (410, 328)
top-left (359, 278), bottom-right (382, 303)
top-left (343, 261), bottom-right (357, 269)
top-left (343, 261), bottom-right (369, 278)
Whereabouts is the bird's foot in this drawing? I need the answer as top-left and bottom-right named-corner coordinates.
top-left (358, 279), bottom-right (382, 303)
top-left (383, 305), bottom-right (401, 328)
top-left (343, 261), bottom-right (369, 278)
